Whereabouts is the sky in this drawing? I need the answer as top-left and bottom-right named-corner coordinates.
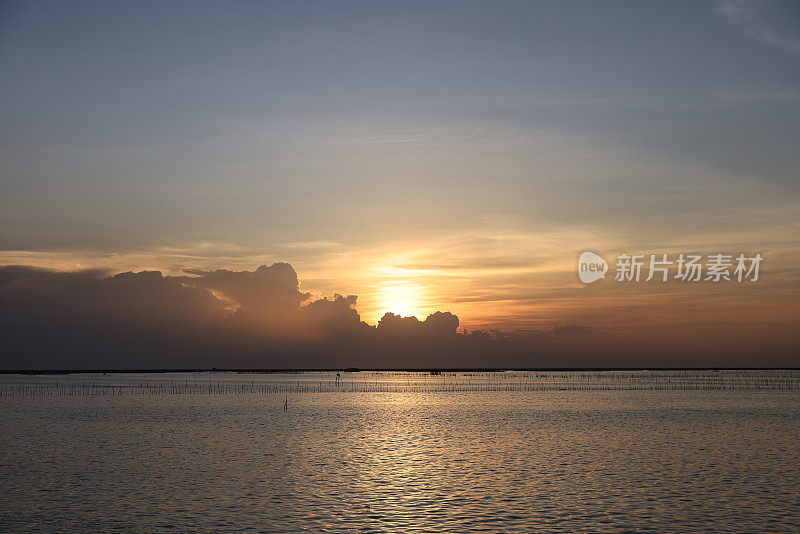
top-left (1, 1), bottom-right (799, 367)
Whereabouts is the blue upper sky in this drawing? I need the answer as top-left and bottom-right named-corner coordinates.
top-left (1, 0), bottom-right (798, 256)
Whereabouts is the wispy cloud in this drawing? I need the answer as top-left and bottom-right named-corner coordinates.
top-left (717, 0), bottom-right (800, 54)
top-left (282, 240), bottom-right (345, 250)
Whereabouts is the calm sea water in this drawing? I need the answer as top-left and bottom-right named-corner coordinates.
top-left (1, 371), bottom-right (799, 533)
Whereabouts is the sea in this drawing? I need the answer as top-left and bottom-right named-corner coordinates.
top-left (1, 370), bottom-right (799, 533)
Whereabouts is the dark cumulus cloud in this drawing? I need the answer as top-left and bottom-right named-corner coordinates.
top-left (2, 262), bottom-right (793, 369)
top-left (0, 263), bottom-right (514, 369)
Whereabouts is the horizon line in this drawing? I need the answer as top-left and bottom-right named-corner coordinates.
top-left (3, 367), bottom-right (799, 375)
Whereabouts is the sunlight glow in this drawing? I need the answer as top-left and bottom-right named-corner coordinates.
top-left (373, 280), bottom-right (427, 321)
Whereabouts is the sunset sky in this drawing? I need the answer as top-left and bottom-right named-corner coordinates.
top-left (1, 1), bottom-right (799, 367)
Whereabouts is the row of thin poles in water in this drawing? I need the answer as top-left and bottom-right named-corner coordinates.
top-left (2, 372), bottom-right (800, 396)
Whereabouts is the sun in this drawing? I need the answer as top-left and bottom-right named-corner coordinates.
top-left (373, 280), bottom-right (426, 320)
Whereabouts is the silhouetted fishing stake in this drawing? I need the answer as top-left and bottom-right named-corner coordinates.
top-left (283, 394), bottom-right (288, 410)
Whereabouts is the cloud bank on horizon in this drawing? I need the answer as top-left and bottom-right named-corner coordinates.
top-left (1, 262), bottom-right (796, 369)
top-left (0, 262), bottom-right (486, 369)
